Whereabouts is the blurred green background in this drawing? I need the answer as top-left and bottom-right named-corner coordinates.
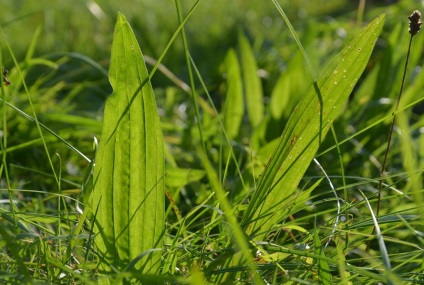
top-left (0, 0), bottom-right (414, 83)
top-left (3, 2), bottom-right (424, 283)
top-left (0, 0), bottom-right (422, 191)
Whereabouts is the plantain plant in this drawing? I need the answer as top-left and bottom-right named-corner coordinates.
top-left (89, 13), bottom-right (165, 284)
top-left (89, 11), bottom-right (388, 283)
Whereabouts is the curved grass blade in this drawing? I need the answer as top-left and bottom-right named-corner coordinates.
top-left (90, 13), bottom-right (165, 281)
top-left (0, 98), bottom-right (91, 162)
top-left (242, 14), bottom-right (386, 239)
top-left (359, 190), bottom-right (399, 285)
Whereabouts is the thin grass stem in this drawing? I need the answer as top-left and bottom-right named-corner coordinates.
top-left (377, 13), bottom-right (419, 215)
top-left (364, 10), bottom-right (422, 263)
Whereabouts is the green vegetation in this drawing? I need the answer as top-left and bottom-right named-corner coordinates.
top-left (1, 1), bottom-right (424, 284)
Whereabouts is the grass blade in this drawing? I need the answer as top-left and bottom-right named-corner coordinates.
top-left (90, 13), bottom-right (165, 281)
top-left (359, 190), bottom-right (397, 285)
top-left (313, 222), bottom-right (332, 285)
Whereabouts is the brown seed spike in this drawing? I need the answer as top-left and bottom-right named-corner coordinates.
top-left (408, 10), bottom-right (422, 36)
top-left (2, 67), bottom-right (11, 87)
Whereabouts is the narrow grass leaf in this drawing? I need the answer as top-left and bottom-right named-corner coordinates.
top-left (239, 34), bottom-right (264, 128)
top-left (0, 226), bottom-right (31, 282)
top-left (197, 146), bottom-right (264, 285)
top-left (0, 98), bottom-right (91, 162)
top-left (313, 225), bottom-right (332, 285)
top-left (397, 112), bottom-right (424, 217)
top-left (359, 190), bottom-right (395, 285)
top-left (334, 233), bottom-right (351, 285)
top-left (90, 13), bottom-right (165, 280)
top-left (242, 14), bottom-right (386, 239)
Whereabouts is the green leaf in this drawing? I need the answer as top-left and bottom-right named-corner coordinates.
top-left (89, 12), bottom-right (165, 279)
top-left (359, 191), bottom-right (397, 285)
top-left (239, 34), bottom-right (264, 128)
top-left (165, 167), bottom-right (205, 188)
top-left (269, 53), bottom-right (309, 121)
top-left (242, 14), bottom-right (386, 239)
top-left (313, 226), bottom-right (332, 285)
top-left (334, 232), bottom-right (351, 284)
top-left (223, 48), bottom-right (244, 139)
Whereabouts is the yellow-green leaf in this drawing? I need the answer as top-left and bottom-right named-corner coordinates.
top-left (90, 12), bottom-right (165, 280)
top-left (313, 227), bottom-right (332, 285)
top-left (242, 14), bottom-right (386, 239)
top-left (239, 34), bottom-right (264, 128)
top-left (223, 48), bottom-right (244, 139)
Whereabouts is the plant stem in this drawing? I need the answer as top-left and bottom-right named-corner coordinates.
top-left (376, 34), bottom-right (413, 215)
top-left (363, 12), bottom-right (420, 262)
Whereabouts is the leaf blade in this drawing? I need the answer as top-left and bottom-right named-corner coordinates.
top-left (90, 12), bottom-right (165, 277)
top-left (223, 48), bottom-right (244, 139)
top-left (243, 14), bottom-right (386, 239)
top-left (239, 34), bottom-right (264, 128)
top-left (313, 226), bottom-right (333, 285)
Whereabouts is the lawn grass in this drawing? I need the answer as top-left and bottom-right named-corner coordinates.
top-left (1, 0), bottom-right (424, 284)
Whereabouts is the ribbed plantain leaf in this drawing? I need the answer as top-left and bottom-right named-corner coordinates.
top-left (90, 13), bottom-right (165, 281)
top-left (242, 14), bottom-right (385, 239)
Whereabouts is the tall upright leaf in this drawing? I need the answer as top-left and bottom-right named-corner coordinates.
top-left (313, 226), bottom-right (332, 285)
top-left (239, 34), bottom-right (264, 128)
top-left (90, 13), bottom-right (165, 280)
top-left (223, 48), bottom-right (244, 140)
top-left (242, 15), bottom-right (386, 239)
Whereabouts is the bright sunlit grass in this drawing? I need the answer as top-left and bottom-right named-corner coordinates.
top-left (1, 1), bottom-right (424, 284)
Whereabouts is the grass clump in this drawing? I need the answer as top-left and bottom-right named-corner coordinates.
top-left (1, 1), bottom-right (424, 284)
